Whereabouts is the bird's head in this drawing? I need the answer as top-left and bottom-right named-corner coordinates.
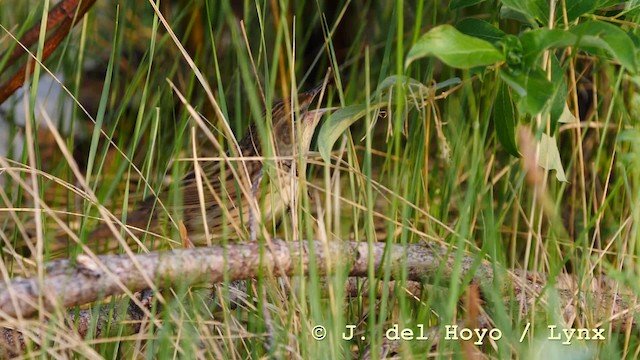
top-left (268, 84), bottom-right (328, 157)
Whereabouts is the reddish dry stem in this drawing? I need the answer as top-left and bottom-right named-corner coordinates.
top-left (0, 0), bottom-right (97, 104)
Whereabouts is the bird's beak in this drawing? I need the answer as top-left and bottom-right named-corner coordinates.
top-left (298, 82), bottom-right (327, 111)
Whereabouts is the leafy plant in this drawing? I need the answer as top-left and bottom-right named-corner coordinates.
top-left (319, 0), bottom-right (638, 182)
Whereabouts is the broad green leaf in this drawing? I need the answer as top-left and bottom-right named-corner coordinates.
top-left (539, 133), bottom-right (568, 182)
top-left (630, 32), bottom-right (640, 49)
top-left (570, 21), bottom-right (638, 73)
top-left (525, 0), bottom-right (551, 24)
top-left (499, 69), bottom-right (555, 115)
top-left (450, 0), bottom-right (485, 10)
top-left (558, 104), bottom-right (577, 124)
top-left (598, 0), bottom-right (626, 9)
top-left (500, 0), bottom-right (550, 25)
top-left (548, 54), bottom-right (568, 132)
top-left (405, 25), bottom-right (504, 69)
top-left (318, 103), bottom-right (384, 162)
top-left (565, 0), bottom-right (598, 21)
top-left (520, 29), bottom-right (577, 67)
top-left (456, 18), bottom-right (506, 43)
top-left (500, 6), bottom-right (536, 26)
top-left (493, 82), bottom-right (520, 157)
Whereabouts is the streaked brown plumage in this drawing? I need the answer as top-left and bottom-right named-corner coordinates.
top-left (89, 84), bottom-right (326, 248)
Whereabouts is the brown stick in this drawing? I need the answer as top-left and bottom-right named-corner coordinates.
top-left (0, 0), bottom-right (97, 104)
top-left (0, 239), bottom-right (634, 356)
top-left (0, 240), bottom-right (465, 319)
top-left (0, 239), bottom-right (633, 329)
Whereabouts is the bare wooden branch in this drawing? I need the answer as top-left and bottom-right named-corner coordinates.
top-left (0, 240), bottom-right (464, 319)
top-left (0, 239), bottom-right (633, 329)
top-left (0, 0), bottom-right (98, 104)
top-left (0, 239), bottom-right (635, 356)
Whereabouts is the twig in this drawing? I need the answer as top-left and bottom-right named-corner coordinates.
top-left (0, 0), bottom-right (97, 104)
top-left (0, 240), bottom-right (457, 319)
top-left (0, 239), bottom-right (633, 326)
top-left (0, 239), bottom-right (635, 356)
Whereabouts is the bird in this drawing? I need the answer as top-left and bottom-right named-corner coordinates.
top-left (82, 83), bottom-right (328, 251)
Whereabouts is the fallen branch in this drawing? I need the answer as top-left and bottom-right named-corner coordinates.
top-left (0, 239), bottom-right (634, 329)
top-left (0, 240), bottom-right (470, 319)
top-left (0, 0), bottom-right (97, 104)
top-left (0, 239), bottom-right (636, 356)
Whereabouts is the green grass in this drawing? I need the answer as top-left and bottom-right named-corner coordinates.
top-left (0, 0), bottom-right (639, 358)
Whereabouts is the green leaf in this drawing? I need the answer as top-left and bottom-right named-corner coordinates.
top-left (318, 104), bottom-right (383, 162)
top-left (405, 25), bottom-right (504, 69)
top-left (557, 104), bottom-right (577, 124)
top-left (525, 0), bottom-right (551, 24)
top-left (520, 23), bottom-right (639, 73)
top-left (597, 0), bottom-right (626, 9)
top-left (570, 21), bottom-right (638, 73)
top-left (520, 29), bottom-right (577, 67)
top-left (493, 82), bottom-right (520, 157)
top-left (500, 6), bottom-right (536, 26)
top-left (499, 69), bottom-right (555, 115)
top-left (450, 0), bottom-right (485, 10)
top-left (374, 75), bottom-right (461, 102)
top-left (500, 0), bottom-right (550, 25)
top-left (539, 133), bottom-right (568, 182)
top-left (456, 18), bottom-right (506, 44)
top-left (433, 77), bottom-right (463, 90)
top-left (565, 0), bottom-right (598, 21)
top-left (374, 76), bottom-right (429, 99)
top-left (498, 35), bottom-right (524, 66)
top-left (548, 54), bottom-right (568, 132)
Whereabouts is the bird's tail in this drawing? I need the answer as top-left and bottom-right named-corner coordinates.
top-left (49, 201), bottom-right (159, 258)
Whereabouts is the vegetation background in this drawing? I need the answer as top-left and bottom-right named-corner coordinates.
top-left (0, 0), bottom-right (638, 358)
